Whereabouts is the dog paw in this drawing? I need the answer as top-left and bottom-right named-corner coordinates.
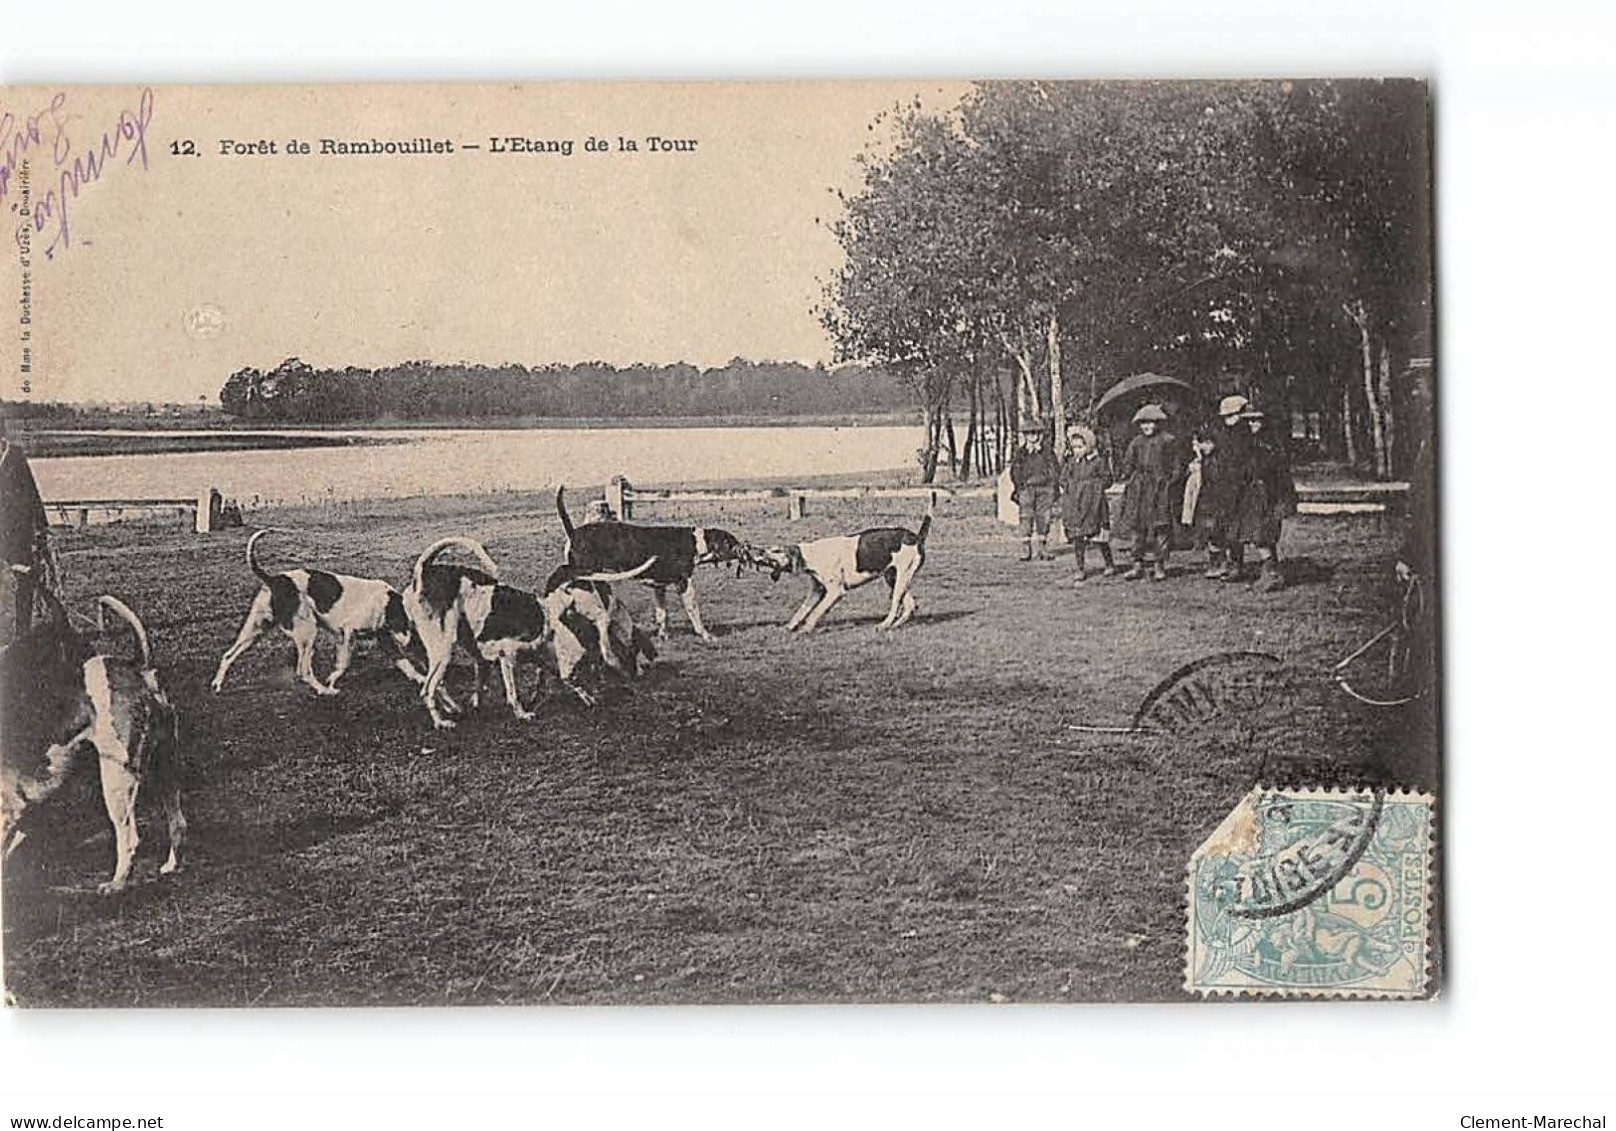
top-left (96, 879), bottom-right (127, 896)
top-left (159, 860), bottom-right (182, 876)
top-left (513, 709), bottom-right (536, 722)
top-left (432, 717), bottom-right (458, 731)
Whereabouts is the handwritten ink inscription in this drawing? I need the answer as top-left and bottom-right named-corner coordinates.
top-left (2, 87), bottom-right (156, 261)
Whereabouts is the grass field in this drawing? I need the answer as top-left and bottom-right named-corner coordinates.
top-left (0, 492), bottom-right (1439, 1006)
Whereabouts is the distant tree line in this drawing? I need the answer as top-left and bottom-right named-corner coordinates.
top-left (217, 358), bottom-right (911, 422)
top-left (822, 80), bottom-right (1434, 482)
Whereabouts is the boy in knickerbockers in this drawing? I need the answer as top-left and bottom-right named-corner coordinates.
top-left (1009, 422), bottom-right (1059, 562)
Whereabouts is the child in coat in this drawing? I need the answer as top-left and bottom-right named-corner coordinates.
top-left (1010, 424), bottom-right (1059, 561)
top-left (1060, 424), bottom-right (1115, 584)
top-left (1117, 404), bottom-right (1179, 581)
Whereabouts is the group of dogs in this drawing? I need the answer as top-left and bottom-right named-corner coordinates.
top-left (1, 489), bottom-right (932, 893)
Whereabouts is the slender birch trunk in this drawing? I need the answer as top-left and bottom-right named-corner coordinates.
top-left (1377, 341), bottom-right (1395, 478)
top-left (1341, 378), bottom-right (1358, 469)
top-left (962, 374), bottom-right (980, 480)
top-left (1345, 300), bottom-right (1386, 478)
top-left (1047, 310), bottom-right (1066, 456)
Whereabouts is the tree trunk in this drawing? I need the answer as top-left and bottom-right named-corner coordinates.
top-left (1047, 310), bottom-right (1067, 457)
top-left (920, 405), bottom-right (941, 484)
top-left (990, 365), bottom-right (1008, 474)
top-left (1341, 378), bottom-right (1358, 469)
top-left (1377, 340), bottom-right (1395, 479)
top-left (1347, 300), bottom-right (1388, 481)
top-left (961, 376), bottom-right (980, 481)
top-left (1001, 329), bottom-right (1038, 423)
top-left (943, 398), bottom-right (959, 479)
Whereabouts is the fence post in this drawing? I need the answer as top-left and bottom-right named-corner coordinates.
top-left (995, 469), bottom-right (1019, 526)
top-left (195, 487), bottom-right (218, 534)
top-left (605, 476), bottom-right (630, 521)
top-left (788, 494), bottom-right (805, 521)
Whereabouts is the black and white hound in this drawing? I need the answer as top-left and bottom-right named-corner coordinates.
top-left (541, 564), bottom-right (658, 681)
top-left (755, 510), bottom-right (932, 634)
top-left (403, 536), bottom-right (655, 729)
top-left (556, 487), bottom-right (744, 643)
top-left (211, 529), bottom-right (421, 696)
top-left (2, 594), bottom-right (187, 894)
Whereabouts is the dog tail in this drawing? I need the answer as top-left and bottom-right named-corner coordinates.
top-left (97, 594), bottom-right (152, 668)
top-left (570, 556), bottom-right (657, 584)
top-left (915, 505), bottom-right (934, 547)
top-left (555, 486), bottom-right (576, 539)
top-left (246, 528), bottom-right (276, 585)
top-left (414, 536), bottom-right (500, 591)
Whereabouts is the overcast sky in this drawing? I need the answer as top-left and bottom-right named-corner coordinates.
top-left (7, 81), bottom-right (967, 403)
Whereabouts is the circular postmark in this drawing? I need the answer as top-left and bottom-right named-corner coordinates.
top-left (183, 303), bottom-right (225, 341)
top-left (1222, 789), bottom-right (1383, 920)
top-left (1132, 650), bottom-right (1287, 735)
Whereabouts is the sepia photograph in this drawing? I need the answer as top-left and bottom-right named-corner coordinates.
top-left (1, 78), bottom-right (1438, 1007)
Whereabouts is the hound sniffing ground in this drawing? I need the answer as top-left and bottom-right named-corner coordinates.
top-left (1, 492), bottom-right (1437, 1005)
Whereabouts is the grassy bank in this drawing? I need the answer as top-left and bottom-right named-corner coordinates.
top-left (1, 492), bottom-right (1439, 1005)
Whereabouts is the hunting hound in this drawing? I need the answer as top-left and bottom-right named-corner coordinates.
top-left (555, 487), bottom-right (744, 643)
top-left (754, 510), bottom-right (932, 634)
top-left (404, 537), bottom-right (655, 729)
top-left (542, 563), bottom-right (658, 680)
top-left (211, 529), bottom-right (421, 696)
top-left (2, 595), bottom-right (187, 894)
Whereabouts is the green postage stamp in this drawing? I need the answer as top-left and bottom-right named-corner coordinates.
top-left (1186, 787), bottom-right (1435, 998)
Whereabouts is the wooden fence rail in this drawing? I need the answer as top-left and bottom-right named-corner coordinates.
top-left (42, 488), bottom-right (224, 533)
top-left (605, 475), bottom-right (1409, 522)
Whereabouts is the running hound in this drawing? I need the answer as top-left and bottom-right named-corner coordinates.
top-left (754, 510), bottom-right (932, 634)
top-left (2, 594), bottom-right (187, 894)
top-left (556, 487), bottom-right (744, 643)
top-left (211, 530), bottom-right (421, 696)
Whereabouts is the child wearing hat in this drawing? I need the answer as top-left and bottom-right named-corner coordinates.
top-left (1193, 394), bottom-right (1253, 579)
top-left (1059, 423), bottom-right (1116, 584)
top-left (1117, 403), bottom-right (1180, 581)
top-left (1242, 408), bottom-right (1296, 591)
top-left (1009, 423), bottom-right (1059, 561)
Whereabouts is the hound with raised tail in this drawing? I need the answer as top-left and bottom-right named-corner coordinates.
top-left (404, 536), bottom-right (655, 729)
top-left (211, 529), bottom-right (421, 696)
top-left (2, 594), bottom-right (187, 894)
top-left (556, 486), bottom-right (744, 643)
top-left (542, 563), bottom-right (658, 681)
top-left (755, 509), bottom-right (932, 634)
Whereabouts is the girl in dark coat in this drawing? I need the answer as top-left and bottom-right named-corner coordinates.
top-left (1185, 424), bottom-right (1243, 578)
top-left (1059, 424), bottom-right (1115, 584)
top-left (1117, 404), bottom-right (1180, 581)
top-left (1225, 409), bottom-right (1296, 590)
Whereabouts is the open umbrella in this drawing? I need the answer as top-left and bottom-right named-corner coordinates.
top-left (1092, 372), bottom-right (1198, 421)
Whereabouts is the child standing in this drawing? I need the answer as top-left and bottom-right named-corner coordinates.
top-left (1117, 404), bottom-right (1179, 581)
top-left (1059, 424), bottom-right (1115, 584)
top-left (1009, 423), bottom-right (1058, 561)
top-left (1243, 408), bottom-right (1297, 592)
top-left (1190, 395), bottom-right (1252, 579)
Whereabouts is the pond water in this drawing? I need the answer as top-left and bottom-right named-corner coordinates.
top-left (29, 425), bottom-right (926, 506)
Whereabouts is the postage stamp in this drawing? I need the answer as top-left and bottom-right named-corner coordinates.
top-left (1185, 786), bottom-right (1435, 998)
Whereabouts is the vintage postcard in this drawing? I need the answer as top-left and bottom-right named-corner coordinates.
top-left (0, 80), bottom-right (1439, 1005)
